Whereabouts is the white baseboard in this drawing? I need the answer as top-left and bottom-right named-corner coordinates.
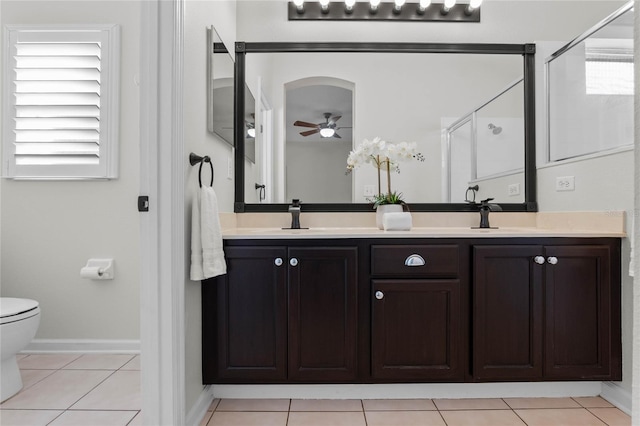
top-left (211, 382), bottom-right (603, 400)
top-left (23, 339), bottom-right (140, 354)
top-left (600, 381), bottom-right (632, 415)
top-left (186, 385), bottom-right (215, 426)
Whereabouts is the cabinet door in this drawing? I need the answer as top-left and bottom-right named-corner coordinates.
top-left (473, 245), bottom-right (543, 380)
top-left (288, 247), bottom-right (358, 381)
top-left (215, 246), bottom-right (287, 381)
top-left (372, 279), bottom-right (463, 380)
top-left (544, 245), bottom-right (620, 380)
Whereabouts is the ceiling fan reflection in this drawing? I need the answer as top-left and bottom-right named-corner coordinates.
top-left (293, 112), bottom-right (351, 139)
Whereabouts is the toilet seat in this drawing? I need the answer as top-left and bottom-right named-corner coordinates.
top-left (0, 298), bottom-right (40, 325)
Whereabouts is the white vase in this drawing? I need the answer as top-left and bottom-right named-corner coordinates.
top-left (375, 204), bottom-right (404, 230)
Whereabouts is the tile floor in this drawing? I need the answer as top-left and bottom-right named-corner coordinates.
top-left (200, 396), bottom-right (631, 426)
top-left (0, 354), bottom-right (631, 426)
top-left (0, 353), bottom-right (141, 426)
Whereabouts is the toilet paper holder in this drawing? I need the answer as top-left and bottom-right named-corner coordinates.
top-left (80, 259), bottom-right (114, 280)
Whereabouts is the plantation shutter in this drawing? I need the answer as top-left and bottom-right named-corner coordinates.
top-left (3, 25), bottom-right (119, 179)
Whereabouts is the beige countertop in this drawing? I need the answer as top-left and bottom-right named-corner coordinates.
top-left (219, 211), bottom-right (627, 240)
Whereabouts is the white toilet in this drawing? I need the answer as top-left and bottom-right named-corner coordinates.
top-left (0, 298), bottom-right (40, 402)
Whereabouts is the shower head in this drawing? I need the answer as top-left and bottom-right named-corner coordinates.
top-left (488, 123), bottom-right (502, 135)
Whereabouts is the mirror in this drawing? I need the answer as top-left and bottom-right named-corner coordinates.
top-left (444, 78), bottom-right (525, 204)
top-left (234, 42), bottom-right (536, 212)
top-left (208, 28), bottom-right (234, 147)
top-left (546, 2), bottom-right (633, 162)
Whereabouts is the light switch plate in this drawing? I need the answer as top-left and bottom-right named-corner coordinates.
top-left (508, 183), bottom-right (520, 196)
top-left (363, 184), bottom-right (375, 197)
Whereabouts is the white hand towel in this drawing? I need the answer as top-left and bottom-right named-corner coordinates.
top-left (383, 212), bottom-right (412, 231)
top-left (190, 186), bottom-right (226, 280)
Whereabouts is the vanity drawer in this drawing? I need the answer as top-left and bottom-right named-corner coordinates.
top-left (371, 245), bottom-right (459, 277)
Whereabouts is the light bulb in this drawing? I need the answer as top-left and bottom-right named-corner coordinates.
top-left (293, 0), bottom-right (304, 12)
top-left (319, 0), bottom-right (329, 11)
top-left (394, 0), bottom-right (406, 13)
top-left (345, 0), bottom-right (356, 12)
top-left (469, 0), bottom-right (482, 8)
top-left (247, 128), bottom-right (256, 138)
top-left (320, 128), bottom-right (335, 138)
top-left (444, 0), bottom-right (455, 8)
top-left (419, 0), bottom-right (431, 8)
top-left (370, 0), bottom-right (381, 12)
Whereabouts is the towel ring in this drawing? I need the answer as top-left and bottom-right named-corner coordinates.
top-left (198, 158), bottom-right (214, 188)
top-left (190, 153), bottom-right (214, 188)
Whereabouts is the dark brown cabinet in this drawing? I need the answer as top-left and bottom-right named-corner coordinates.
top-left (204, 246), bottom-right (288, 381)
top-left (371, 279), bottom-right (462, 380)
top-left (202, 244), bottom-right (358, 383)
top-left (370, 244), bottom-right (464, 381)
top-left (473, 243), bottom-right (621, 381)
top-left (288, 247), bottom-right (358, 381)
top-left (203, 237), bottom-right (621, 385)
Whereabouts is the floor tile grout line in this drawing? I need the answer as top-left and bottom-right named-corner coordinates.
top-left (63, 368), bottom-right (119, 411)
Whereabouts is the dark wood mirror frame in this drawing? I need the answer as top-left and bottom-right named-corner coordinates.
top-left (233, 42), bottom-right (537, 213)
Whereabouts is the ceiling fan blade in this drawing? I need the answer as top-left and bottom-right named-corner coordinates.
top-left (333, 133), bottom-right (342, 139)
top-left (329, 115), bottom-right (342, 124)
top-left (294, 120), bottom-right (320, 128)
top-left (300, 129), bottom-right (320, 136)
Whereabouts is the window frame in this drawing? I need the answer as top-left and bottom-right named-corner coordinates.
top-left (3, 24), bottom-right (120, 180)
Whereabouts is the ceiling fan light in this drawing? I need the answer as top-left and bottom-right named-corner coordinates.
top-left (247, 128), bottom-right (256, 138)
top-left (320, 128), bottom-right (335, 138)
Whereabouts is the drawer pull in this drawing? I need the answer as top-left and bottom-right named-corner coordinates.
top-left (404, 254), bottom-right (426, 267)
top-left (547, 256), bottom-right (558, 265)
top-left (375, 291), bottom-right (384, 300)
top-left (274, 258), bottom-right (283, 267)
top-left (533, 256), bottom-right (545, 265)
top-left (290, 258), bottom-right (299, 267)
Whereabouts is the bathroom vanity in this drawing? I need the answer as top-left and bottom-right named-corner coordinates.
top-left (201, 227), bottom-right (622, 385)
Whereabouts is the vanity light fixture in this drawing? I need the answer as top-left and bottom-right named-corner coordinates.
top-left (345, 0), bottom-right (356, 13)
top-left (288, 1), bottom-right (480, 22)
top-left (466, 0), bottom-right (481, 15)
top-left (441, 0), bottom-right (456, 14)
top-left (293, 0), bottom-right (305, 13)
top-left (417, 0), bottom-right (431, 14)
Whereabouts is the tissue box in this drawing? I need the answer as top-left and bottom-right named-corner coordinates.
top-left (382, 212), bottom-right (412, 231)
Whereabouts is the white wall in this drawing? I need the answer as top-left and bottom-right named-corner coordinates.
top-left (286, 141), bottom-right (352, 203)
top-left (0, 1), bottom-right (141, 341)
top-left (183, 0), bottom-right (237, 414)
top-left (532, 11), bottom-right (634, 400)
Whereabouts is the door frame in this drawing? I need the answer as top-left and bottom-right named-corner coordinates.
top-left (139, 0), bottom-right (186, 424)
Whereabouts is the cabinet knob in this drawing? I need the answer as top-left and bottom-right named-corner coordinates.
top-left (274, 258), bottom-right (283, 267)
top-left (533, 256), bottom-right (545, 265)
top-left (375, 291), bottom-right (384, 300)
top-left (547, 256), bottom-right (558, 265)
top-left (290, 258), bottom-right (298, 267)
top-left (404, 254), bottom-right (426, 267)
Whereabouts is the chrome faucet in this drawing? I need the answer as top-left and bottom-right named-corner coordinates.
top-left (289, 199), bottom-right (301, 229)
top-left (478, 198), bottom-right (502, 229)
